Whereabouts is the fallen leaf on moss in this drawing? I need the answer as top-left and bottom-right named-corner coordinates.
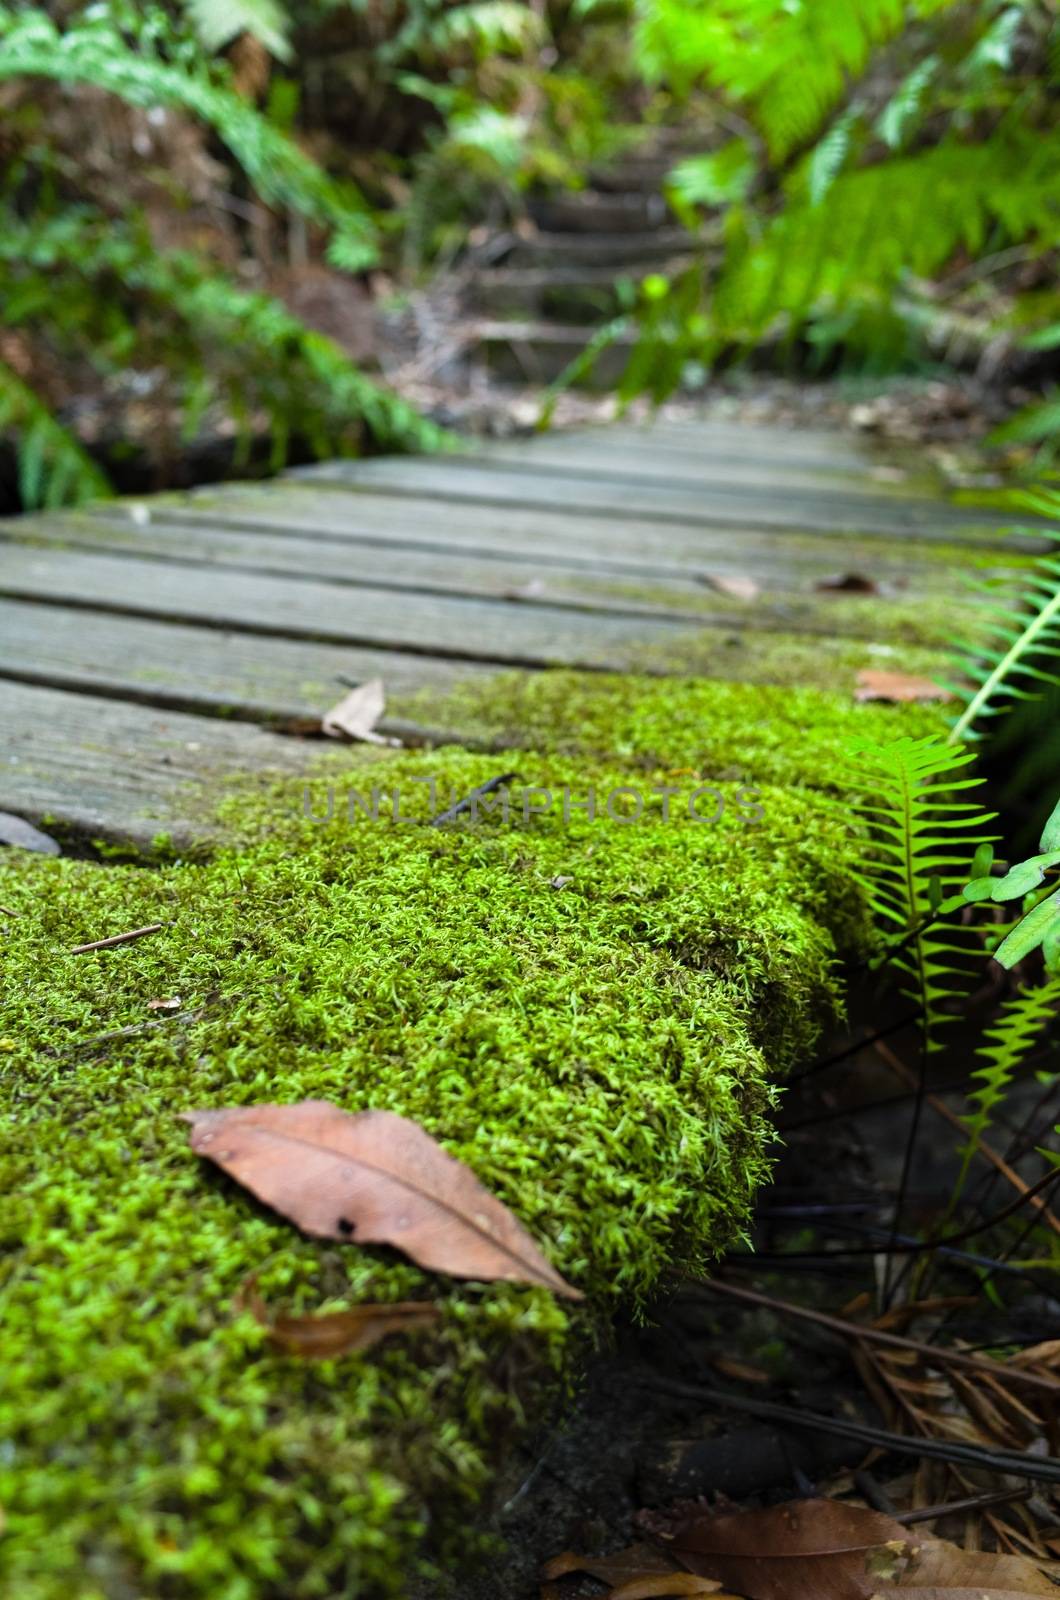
top-left (147, 996), bottom-right (182, 1011)
top-left (854, 670), bottom-right (952, 704)
top-left (875, 1533), bottom-right (1058, 1596)
top-left (183, 1100), bottom-right (581, 1298)
top-left (544, 1545), bottom-right (722, 1598)
top-left (655, 1498), bottom-right (910, 1600)
top-left (322, 677), bottom-right (395, 744)
top-left (245, 1289), bottom-right (440, 1358)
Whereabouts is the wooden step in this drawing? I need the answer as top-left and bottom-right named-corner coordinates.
top-left (473, 319), bottom-right (637, 388)
top-left (470, 265), bottom-right (672, 322)
top-left (527, 190), bottom-right (672, 234)
top-left (508, 225), bottom-right (697, 268)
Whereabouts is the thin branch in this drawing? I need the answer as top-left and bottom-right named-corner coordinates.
top-left (637, 1377), bottom-right (1060, 1486)
top-left (690, 1277), bottom-right (1060, 1398)
top-left (69, 922), bottom-right (164, 954)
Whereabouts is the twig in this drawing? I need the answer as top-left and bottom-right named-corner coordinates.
top-left (0, 904), bottom-right (21, 917)
top-left (875, 1038), bottom-right (1060, 1239)
top-left (45, 998), bottom-right (227, 1061)
top-left (788, 1010), bottom-right (921, 1084)
top-left (691, 1278), bottom-right (1060, 1398)
top-left (69, 923), bottom-right (164, 955)
top-left (428, 773), bottom-right (521, 827)
top-left (637, 1378), bottom-right (1060, 1486)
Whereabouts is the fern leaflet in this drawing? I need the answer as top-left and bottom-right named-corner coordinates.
top-left (846, 735), bottom-right (995, 1050)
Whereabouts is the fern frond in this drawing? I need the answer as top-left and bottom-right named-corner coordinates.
top-left (805, 105), bottom-right (859, 206)
top-left (876, 55), bottom-right (937, 150)
top-left (948, 551), bottom-right (1060, 745)
top-left (0, 359), bottom-right (111, 509)
top-left (713, 125), bottom-right (1060, 340)
top-left (953, 974), bottom-right (1060, 1204)
top-left (0, 6), bottom-right (376, 267)
top-left (0, 208), bottom-right (449, 496)
top-left (846, 735), bottom-right (995, 1049)
top-left (636, 0), bottom-right (955, 159)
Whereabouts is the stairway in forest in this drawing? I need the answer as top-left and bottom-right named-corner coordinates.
top-left (462, 131), bottom-right (701, 388)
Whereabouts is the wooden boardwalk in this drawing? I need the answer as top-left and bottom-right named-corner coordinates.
top-left (0, 417), bottom-right (1048, 848)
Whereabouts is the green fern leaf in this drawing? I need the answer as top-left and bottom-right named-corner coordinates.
top-left (0, 359), bottom-right (111, 509)
top-left (953, 974), bottom-right (1060, 1205)
top-left (845, 735), bottom-right (996, 1050)
top-left (948, 552), bottom-right (1060, 745)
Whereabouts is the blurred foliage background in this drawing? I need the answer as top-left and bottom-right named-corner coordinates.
top-left (0, 0), bottom-right (1056, 509)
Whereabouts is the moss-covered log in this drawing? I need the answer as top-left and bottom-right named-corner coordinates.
top-left (0, 673), bottom-right (940, 1599)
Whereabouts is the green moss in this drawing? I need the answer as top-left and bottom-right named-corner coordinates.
top-left (0, 674), bottom-right (940, 1600)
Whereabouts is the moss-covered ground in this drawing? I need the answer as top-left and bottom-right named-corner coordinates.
top-left (0, 673), bottom-right (941, 1600)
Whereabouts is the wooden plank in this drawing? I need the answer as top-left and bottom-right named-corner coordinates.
top-left (292, 457), bottom-right (1041, 545)
top-left (143, 487), bottom-right (1035, 587)
top-left (465, 429), bottom-right (927, 495)
top-left (0, 598), bottom-right (490, 724)
top-left (0, 511), bottom-right (776, 620)
top-left (4, 512), bottom-right (982, 628)
top-left (0, 677), bottom-right (311, 848)
top-left (609, 418), bottom-right (871, 460)
top-left (0, 544), bottom-right (706, 671)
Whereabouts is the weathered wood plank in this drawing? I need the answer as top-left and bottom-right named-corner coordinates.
top-left (0, 677), bottom-right (311, 848)
top-left (292, 456), bottom-right (1041, 545)
top-left (3, 511), bottom-right (984, 630)
top-left (0, 598), bottom-right (490, 724)
top-left (0, 543), bottom-right (705, 670)
top-left (0, 511), bottom-right (783, 620)
top-left (122, 487), bottom-right (1034, 589)
top-left (465, 429), bottom-right (929, 495)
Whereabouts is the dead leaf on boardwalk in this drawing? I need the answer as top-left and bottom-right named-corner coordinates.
top-left (854, 669), bottom-right (952, 704)
top-left (245, 1289), bottom-right (440, 1359)
top-left (701, 574), bottom-right (760, 602)
top-left (0, 811), bottom-right (60, 855)
top-left (876, 1534), bottom-right (1058, 1597)
top-left (183, 1100), bottom-right (581, 1298)
top-left (816, 573), bottom-right (879, 594)
top-left (544, 1545), bottom-right (722, 1598)
top-left (659, 1498), bottom-right (910, 1600)
top-left (322, 678), bottom-right (396, 744)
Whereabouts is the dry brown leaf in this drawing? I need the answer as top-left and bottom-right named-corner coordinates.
top-left (703, 574), bottom-right (760, 601)
top-left (661, 1499), bottom-right (911, 1600)
top-left (816, 573), bottom-right (879, 594)
top-left (611, 1577), bottom-right (726, 1599)
top-left (246, 1291), bottom-right (440, 1359)
top-left (147, 996), bottom-right (182, 1012)
top-left (1010, 1340), bottom-right (1060, 1369)
top-left (184, 1100), bottom-right (581, 1298)
top-left (543, 1545), bottom-right (719, 1597)
top-left (875, 1535), bottom-right (1058, 1597)
top-left (322, 678), bottom-right (395, 744)
top-left (854, 670), bottom-right (952, 704)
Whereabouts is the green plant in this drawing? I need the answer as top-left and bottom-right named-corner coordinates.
top-left (612, 0), bottom-right (1060, 425)
top-left (953, 971), bottom-right (1060, 1205)
top-left (0, 4), bottom-right (443, 507)
top-left (964, 794), bottom-right (1060, 968)
top-left (846, 734), bottom-right (995, 1051)
top-left (948, 514), bottom-right (1060, 746)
